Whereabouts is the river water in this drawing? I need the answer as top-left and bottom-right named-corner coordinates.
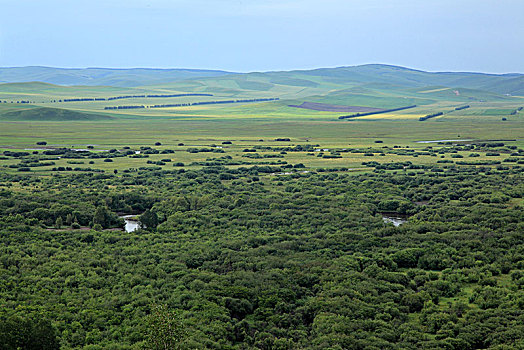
top-left (120, 215), bottom-right (140, 232)
top-left (382, 215), bottom-right (407, 227)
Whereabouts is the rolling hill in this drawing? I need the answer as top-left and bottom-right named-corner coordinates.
top-left (0, 106), bottom-right (113, 121)
top-left (296, 64), bottom-right (524, 95)
top-left (1, 65), bottom-right (522, 96)
top-left (0, 67), bottom-right (233, 87)
top-left (0, 65), bottom-right (522, 121)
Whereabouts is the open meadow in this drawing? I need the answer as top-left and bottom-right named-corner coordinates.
top-left (1, 65), bottom-right (523, 175)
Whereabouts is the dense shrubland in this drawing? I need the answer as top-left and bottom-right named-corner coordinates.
top-left (0, 166), bottom-right (523, 349)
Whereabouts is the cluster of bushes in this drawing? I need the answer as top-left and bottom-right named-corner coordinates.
top-left (104, 105), bottom-right (145, 110)
top-left (51, 167), bottom-right (105, 172)
top-left (147, 160), bottom-right (166, 166)
top-left (254, 144), bottom-right (319, 152)
top-left (186, 147), bottom-right (225, 154)
top-left (455, 160), bottom-right (501, 165)
top-left (5, 160), bottom-right (56, 169)
top-left (3, 151), bottom-right (30, 158)
top-left (242, 153), bottom-right (284, 159)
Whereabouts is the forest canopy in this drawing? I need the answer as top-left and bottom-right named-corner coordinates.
top-left (0, 163), bottom-right (523, 349)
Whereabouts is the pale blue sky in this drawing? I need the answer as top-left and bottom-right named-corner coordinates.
top-left (1, 0), bottom-right (523, 73)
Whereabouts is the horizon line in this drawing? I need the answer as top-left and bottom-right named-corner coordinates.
top-left (1, 63), bottom-right (522, 76)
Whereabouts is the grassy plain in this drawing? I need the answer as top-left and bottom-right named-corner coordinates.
top-left (0, 66), bottom-right (523, 174)
top-left (0, 114), bottom-right (522, 175)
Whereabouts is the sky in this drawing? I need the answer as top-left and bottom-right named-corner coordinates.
top-left (0, 0), bottom-right (523, 73)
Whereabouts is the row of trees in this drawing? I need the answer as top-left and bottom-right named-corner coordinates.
top-left (338, 105), bottom-right (417, 119)
top-left (109, 98), bottom-right (280, 110)
top-left (419, 111), bottom-right (444, 121)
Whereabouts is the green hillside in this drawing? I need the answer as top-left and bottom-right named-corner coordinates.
top-left (0, 64), bottom-right (522, 125)
top-left (2, 64), bottom-right (522, 97)
top-left (297, 64), bottom-right (524, 95)
top-left (0, 67), bottom-right (233, 87)
top-left (0, 106), bottom-right (112, 121)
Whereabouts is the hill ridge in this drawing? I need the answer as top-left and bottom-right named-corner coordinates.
top-left (1, 64), bottom-right (523, 96)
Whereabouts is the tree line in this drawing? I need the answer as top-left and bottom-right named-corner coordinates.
top-left (107, 98), bottom-right (280, 110)
top-left (59, 93), bottom-right (214, 102)
top-left (338, 105), bottom-right (417, 119)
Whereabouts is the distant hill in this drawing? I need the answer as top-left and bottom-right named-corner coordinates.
top-left (147, 64), bottom-right (524, 97)
top-left (0, 64), bottom-right (522, 99)
top-left (291, 64), bottom-right (524, 96)
top-left (0, 107), bottom-right (112, 121)
top-left (0, 81), bottom-right (82, 94)
top-left (0, 67), bottom-right (233, 87)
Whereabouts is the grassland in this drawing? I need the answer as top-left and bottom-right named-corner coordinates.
top-left (0, 64), bottom-right (523, 174)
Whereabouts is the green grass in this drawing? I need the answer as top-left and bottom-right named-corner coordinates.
top-left (0, 65), bottom-right (522, 174)
top-left (0, 113), bottom-right (522, 176)
top-left (0, 106), bottom-right (112, 121)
